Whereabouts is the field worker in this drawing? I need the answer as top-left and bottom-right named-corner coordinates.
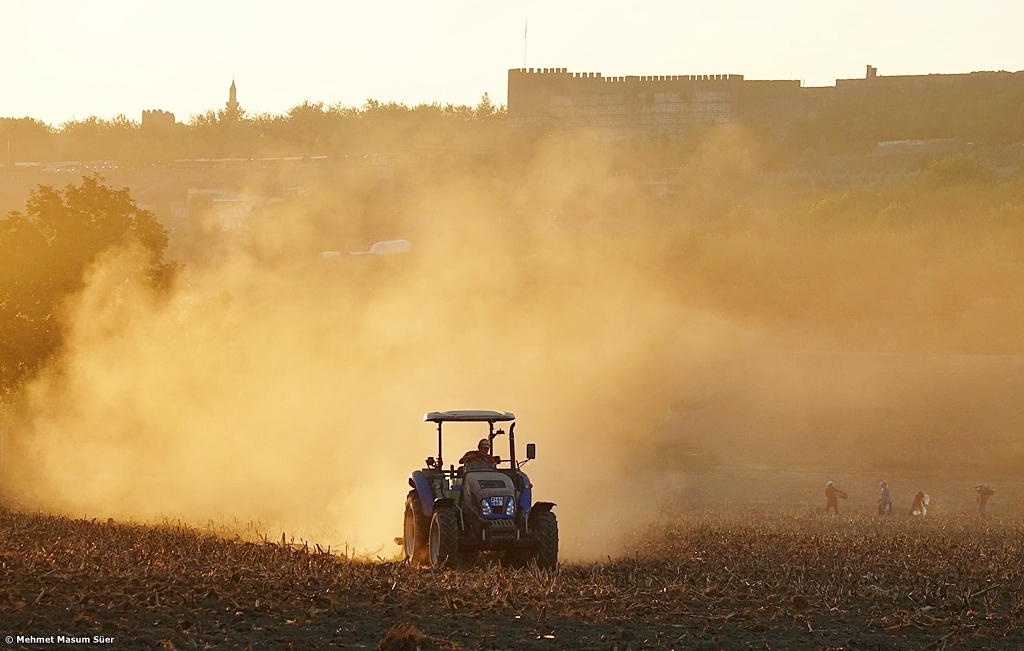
top-left (976, 485), bottom-right (994, 517)
top-left (909, 491), bottom-right (928, 517)
top-left (825, 481), bottom-right (847, 515)
top-left (460, 438), bottom-right (496, 468)
top-left (878, 481), bottom-right (893, 515)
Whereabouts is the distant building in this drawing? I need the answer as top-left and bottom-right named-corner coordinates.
top-left (142, 109), bottom-right (175, 129)
top-left (187, 188), bottom-right (278, 232)
top-left (508, 66), bottom-right (1024, 142)
top-left (508, 68), bottom-right (804, 140)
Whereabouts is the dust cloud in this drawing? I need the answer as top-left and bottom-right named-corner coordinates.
top-left (2, 134), bottom-right (745, 559)
top-left (5, 128), bottom-right (1024, 558)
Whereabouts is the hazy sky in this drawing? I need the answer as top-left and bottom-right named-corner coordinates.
top-left (3, 0), bottom-right (1023, 124)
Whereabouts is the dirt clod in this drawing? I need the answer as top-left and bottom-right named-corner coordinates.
top-left (378, 623), bottom-right (434, 651)
top-left (789, 594), bottom-right (810, 609)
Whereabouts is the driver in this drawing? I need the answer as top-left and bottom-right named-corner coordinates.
top-left (460, 438), bottom-right (496, 467)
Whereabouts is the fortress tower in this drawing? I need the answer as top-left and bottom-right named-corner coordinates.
top-left (141, 109), bottom-right (175, 129)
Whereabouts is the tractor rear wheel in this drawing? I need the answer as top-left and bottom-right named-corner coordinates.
top-left (533, 510), bottom-right (559, 569)
top-left (429, 507), bottom-right (460, 568)
top-left (404, 492), bottom-right (429, 566)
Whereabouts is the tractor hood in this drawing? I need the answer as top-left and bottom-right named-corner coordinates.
top-left (465, 470), bottom-right (514, 498)
top-left (464, 470), bottom-right (515, 519)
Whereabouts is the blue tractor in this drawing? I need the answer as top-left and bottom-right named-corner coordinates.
top-left (402, 410), bottom-right (558, 569)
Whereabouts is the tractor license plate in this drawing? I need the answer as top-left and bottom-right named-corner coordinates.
top-left (489, 497), bottom-right (504, 507)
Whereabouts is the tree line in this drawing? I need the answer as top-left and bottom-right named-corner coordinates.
top-left (1, 95), bottom-right (506, 165)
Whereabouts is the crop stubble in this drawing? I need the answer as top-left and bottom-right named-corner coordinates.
top-left (1, 508), bottom-right (1022, 650)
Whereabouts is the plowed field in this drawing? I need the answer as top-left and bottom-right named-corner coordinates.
top-left (2, 508), bottom-right (1022, 650)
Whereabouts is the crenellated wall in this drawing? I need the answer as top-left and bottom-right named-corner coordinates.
top-left (508, 67), bottom-right (1024, 142)
top-left (507, 68), bottom-right (801, 140)
top-left (142, 109), bottom-right (176, 130)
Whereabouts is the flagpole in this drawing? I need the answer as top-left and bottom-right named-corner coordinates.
top-left (523, 21), bottom-right (528, 68)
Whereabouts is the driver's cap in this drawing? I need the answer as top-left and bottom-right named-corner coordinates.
top-left (478, 438), bottom-right (490, 450)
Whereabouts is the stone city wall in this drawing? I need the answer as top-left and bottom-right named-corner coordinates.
top-left (508, 67), bottom-right (1024, 142)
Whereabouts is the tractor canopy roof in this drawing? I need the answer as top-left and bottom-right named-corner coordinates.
top-left (424, 410), bottom-right (515, 423)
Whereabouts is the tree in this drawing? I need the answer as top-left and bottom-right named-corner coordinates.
top-left (0, 175), bottom-right (170, 391)
top-left (475, 92), bottom-right (496, 118)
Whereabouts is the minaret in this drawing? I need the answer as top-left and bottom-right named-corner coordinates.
top-left (226, 79), bottom-right (239, 116)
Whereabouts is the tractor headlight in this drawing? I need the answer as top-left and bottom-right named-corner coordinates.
top-left (482, 496), bottom-right (512, 517)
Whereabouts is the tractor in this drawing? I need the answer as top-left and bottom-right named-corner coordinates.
top-left (401, 410), bottom-right (558, 569)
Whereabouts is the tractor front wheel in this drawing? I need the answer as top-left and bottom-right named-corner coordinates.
top-left (429, 507), bottom-right (460, 568)
top-left (533, 510), bottom-right (559, 569)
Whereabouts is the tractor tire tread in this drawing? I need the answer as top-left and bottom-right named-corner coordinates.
top-left (534, 510), bottom-right (559, 570)
top-left (430, 508), bottom-right (460, 568)
top-left (405, 492), bottom-right (430, 566)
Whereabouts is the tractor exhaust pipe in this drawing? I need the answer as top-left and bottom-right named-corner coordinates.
top-left (509, 422), bottom-right (517, 468)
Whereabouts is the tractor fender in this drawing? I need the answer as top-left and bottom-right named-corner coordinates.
top-left (410, 471), bottom-right (435, 516)
top-left (529, 501), bottom-right (556, 524)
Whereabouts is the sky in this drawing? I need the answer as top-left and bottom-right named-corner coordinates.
top-left (2, 0), bottom-right (1023, 125)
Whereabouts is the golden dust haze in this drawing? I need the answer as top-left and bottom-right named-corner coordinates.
top-left (4, 127), bottom-right (1024, 558)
